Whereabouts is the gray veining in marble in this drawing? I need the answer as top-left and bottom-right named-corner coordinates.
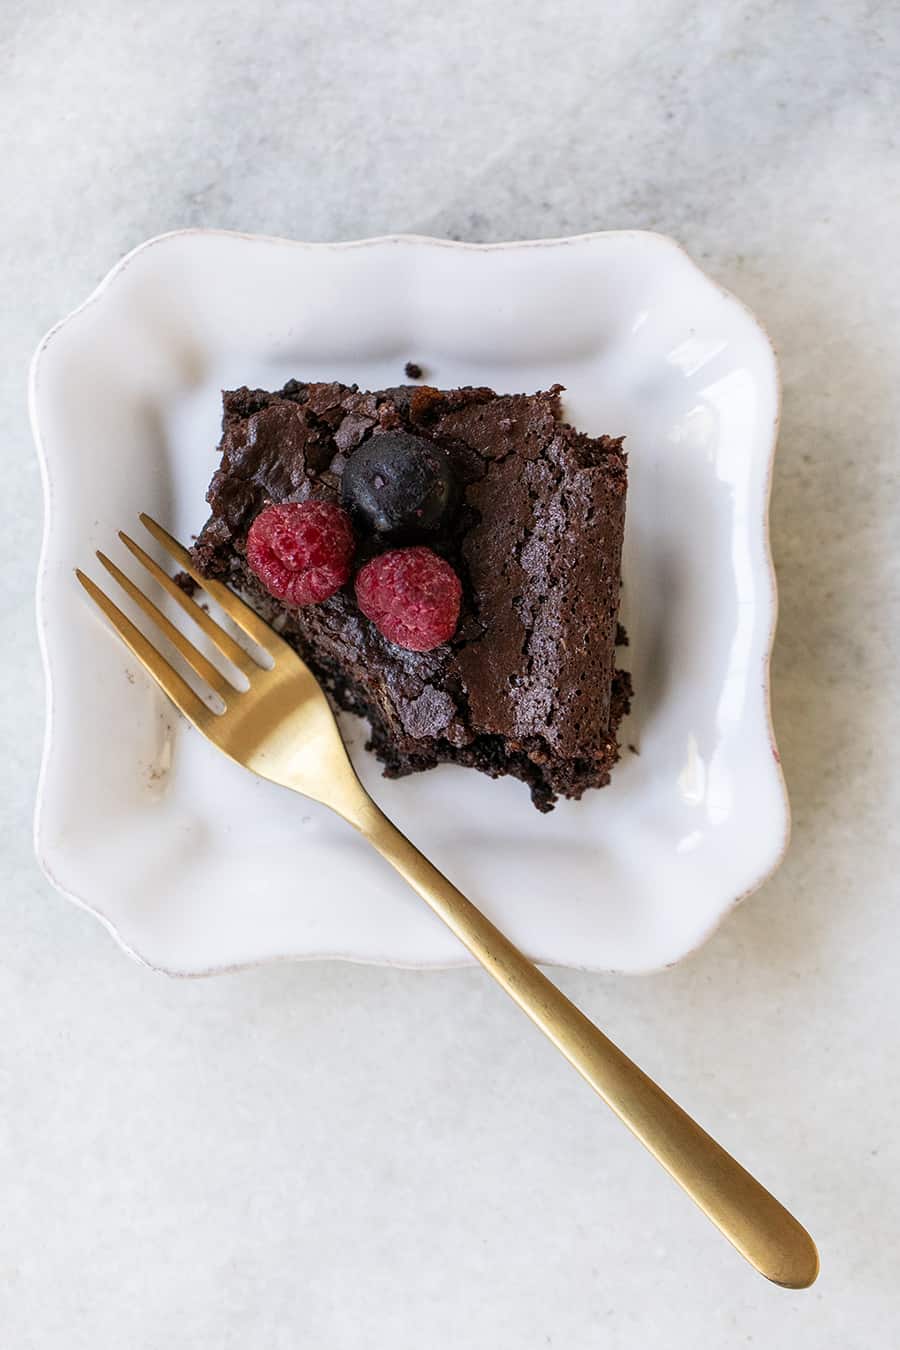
top-left (2, 2), bottom-right (898, 1345)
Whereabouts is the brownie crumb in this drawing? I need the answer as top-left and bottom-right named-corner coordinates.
top-left (174, 571), bottom-right (198, 596)
top-left (627, 743), bottom-right (639, 755)
top-left (404, 361), bottom-right (424, 380)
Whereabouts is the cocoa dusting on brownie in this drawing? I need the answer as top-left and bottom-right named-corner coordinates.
top-left (193, 380), bottom-right (630, 810)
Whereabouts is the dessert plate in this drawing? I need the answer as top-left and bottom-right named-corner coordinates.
top-left (31, 229), bottom-right (787, 974)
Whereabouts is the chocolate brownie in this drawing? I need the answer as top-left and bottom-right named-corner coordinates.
top-left (193, 380), bottom-right (631, 810)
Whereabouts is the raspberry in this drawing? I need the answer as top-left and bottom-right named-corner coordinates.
top-left (355, 547), bottom-right (462, 652)
top-left (246, 501), bottom-right (355, 606)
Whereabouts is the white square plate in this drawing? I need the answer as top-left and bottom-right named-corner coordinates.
top-left (31, 229), bottom-right (787, 974)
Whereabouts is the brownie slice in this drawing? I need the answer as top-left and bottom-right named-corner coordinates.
top-left (193, 380), bottom-right (631, 810)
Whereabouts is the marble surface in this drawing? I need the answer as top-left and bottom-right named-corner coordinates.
top-left (2, 2), bottom-right (898, 1345)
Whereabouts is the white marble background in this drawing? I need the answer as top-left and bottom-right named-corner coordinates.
top-left (3, 2), bottom-right (898, 1345)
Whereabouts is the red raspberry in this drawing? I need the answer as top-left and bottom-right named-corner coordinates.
top-left (355, 547), bottom-right (462, 652)
top-left (246, 501), bottom-right (355, 606)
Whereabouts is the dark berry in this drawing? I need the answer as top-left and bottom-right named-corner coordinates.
top-left (341, 431), bottom-right (458, 539)
top-left (246, 501), bottom-right (355, 606)
top-left (355, 547), bottom-right (462, 652)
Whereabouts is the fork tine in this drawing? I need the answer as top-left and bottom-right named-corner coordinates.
top-left (96, 551), bottom-right (235, 702)
top-left (76, 569), bottom-right (219, 732)
top-left (118, 531), bottom-right (258, 678)
top-left (139, 514), bottom-right (287, 657)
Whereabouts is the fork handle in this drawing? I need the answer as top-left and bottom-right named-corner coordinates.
top-left (353, 797), bottom-right (818, 1288)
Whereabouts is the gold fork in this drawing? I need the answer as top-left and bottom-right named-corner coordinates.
top-left (77, 513), bottom-right (818, 1289)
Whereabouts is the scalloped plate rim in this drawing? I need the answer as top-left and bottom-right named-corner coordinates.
top-left (30, 227), bottom-right (789, 976)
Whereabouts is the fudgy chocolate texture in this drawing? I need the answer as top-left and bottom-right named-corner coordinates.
top-left (193, 380), bottom-right (631, 810)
